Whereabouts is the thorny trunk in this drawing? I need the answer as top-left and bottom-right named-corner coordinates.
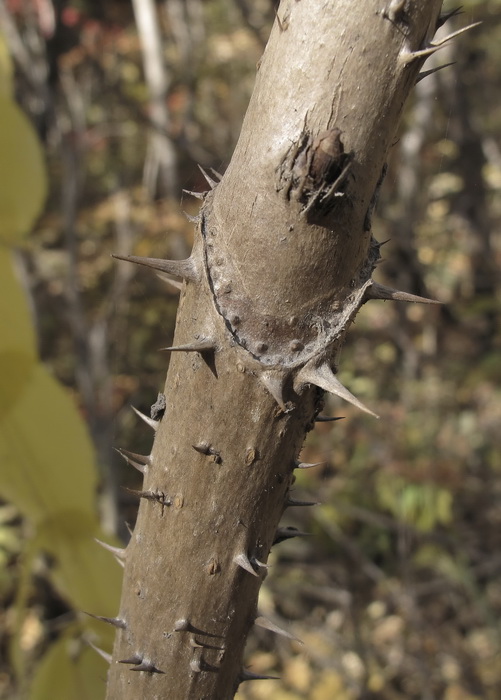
top-left (104, 1), bottom-right (466, 697)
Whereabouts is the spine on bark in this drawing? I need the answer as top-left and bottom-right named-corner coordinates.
top-left (98, 2), bottom-right (477, 698)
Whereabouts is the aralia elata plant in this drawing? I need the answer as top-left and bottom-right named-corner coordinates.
top-left (97, 2), bottom-right (477, 698)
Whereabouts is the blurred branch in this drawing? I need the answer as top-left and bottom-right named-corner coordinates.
top-left (132, 0), bottom-right (177, 198)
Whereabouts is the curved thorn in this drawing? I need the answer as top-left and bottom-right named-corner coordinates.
top-left (209, 167), bottom-right (223, 181)
top-left (115, 447), bottom-right (150, 474)
top-left (273, 526), bottom-right (310, 545)
top-left (131, 405), bottom-right (160, 431)
top-left (85, 612), bottom-right (127, 629)
top-left (112, 254), bottom-right (198, 283)
top-left (94, 538), bottom-right (127, 561)
top-left (437, 6), bottom-right (463, 29)
top-left (400, 45), bottom-right (442, 65)
top-left (315, 415), bottom-right (345, 422)
top-left (198, 165), bottom-right (218, 189)
top-left (431, 21), bottom-right (481, 47)
top-left (240, 669), bottom-right (280, 682)
top-left (233, 552), bottom-right (259, 577)
top-left (155, 272), bottom-right (183, 291)
top-left (131, 661), bottom-right (165, 673)
top-left (182, 188), bottom-right (205, 200)
top-left (259, 370), bottom-right (286, 411)
top-left (252, 558), bottom-right (269, 570)
top-left (295, 360), bottom-right (378, 418)
top-left (87, 640), bottom-right (112, 664)
top-left (160, 339), bottom-right (216, 353)
top-left (365, 281), bottom-right (441, 305)
top-left (416, 62), bottom-right (455, 83)
top-left (295, 461), bottom-right (324, 469)
top-left (254, 615), bottom-right (303, 643)
top-left (286, 497), bottom-right (319, 507)
top-left (119, 655), bottom-right (143, 665)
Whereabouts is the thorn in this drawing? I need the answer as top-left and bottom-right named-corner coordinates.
top-left (131, 405), bottom-right (160, 431)
top-left (233, 552), bottom-right (259, 577)
top-left (192, 443), bottom-right (221, 463)
top-left (273, 526), bottom-right (310, 545)
top-left (115, 447), bottom-right (151, 474)
top-left (198, 165), bottom-right (218, 189)
top-left (416, 62), bottom-right (455, 83)
top-left (209, 167), bottom-right (223, 181)
top-left (252, 558), bottom-right (269, 570)
top-left (112, 254), bottom-right (198, 283)
top-left (174, 618), bottom-right (191, 632)
top-left (94, 538), bottom-right (127, 562)
top-left (184, 211), bottom-right (200, 224)
top-left (285, 497), bottom-right (319, 507)
top-left (182, 188), bottom-right (205, 200)
top-left (85, 612), bottom-right (127, 629)
top-left (365, 281), bottom-right (441, 305)
top-left (156, 272), bottom-right (183, 291)
top-left (160, 339), bottom-right (216, 353)
top-left (131, 660), bottom-right (165, 673)
top-left (259, 370), bottom-right (287, 411)
top-left (240, 669), bottom-right (280, 682)
top-left (189, 637), bottom-right (224, 651)
top-left (254, 615), bottom-right (303, 643)
top-left (399, 44), bottom-right (443, 65)
top-left (119, 655), bottom-right (143, 665)
top-left (436, 6), bottom-right (463, 29)
top-left (123, 488), bottom-right (171, 510)
top-left (87, 640), bottom-right (112, 664)
top-left (295, 461), bottom-right (324, 469)
top-left (294, 360), bottom-right (378, 418)
top-left (315, 415), bottom-right (345, 422)
top-left (431, 21), bottom-right (481, 47)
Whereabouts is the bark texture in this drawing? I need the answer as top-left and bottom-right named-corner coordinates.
top-left (105, 1), bottom-right (450, 697)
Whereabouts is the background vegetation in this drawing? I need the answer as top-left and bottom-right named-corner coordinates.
top-left (0, 1), bottom-right (499, 698)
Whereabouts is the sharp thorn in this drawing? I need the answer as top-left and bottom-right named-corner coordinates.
top-left (119, 655), bottom-right (143, 665)
top-left (240, 669), bottom-right (280, 682)
top-left (436, 6), bottom-right (463, 29)
top-left (112, 254), bottom-right (199, 283)
top-left (160, 339), bottom-right (216, 353)
top-left (209, 167), bottom-right (223, 181)
top-left (431, 21), bottom-right (481, 47)
top-left (295, 360), bottom-right (378, 418)
top-left (131, 405), bottom-right (160, 431)
top-left (87, 640), bottom-right (112, 664)
top-left (155, 272), bottom-right (183, 291)
top-left (94, 538), bottom-right (127, 561)
top-left (254, 615), bottom-right (303, 643)
top-left (130, 661), bottom-right (165, 673)
top-left (295, 461), bottom-right (324, 469)
top-left (115, 447), bottom-right (151, 474)
top-left (400, 45), bottom-right (442, 65)
top-left (286, 497), bottom-right (319, 507)
top-left (315, 415), bottom-right (345, 422)
top-left (259, 370), bottom-right (287, 411)
top-left (198, 165), bottom-right (218, 189)
top-left (182, 188), bottom-right (205, 200)
top-left (233, 552), bottom-right (259, 577)
top-left (252, 558), bottom-right (269, 570)
top-left (365, 281), bottom-right (441, 305)
top-left (273, 526), bottom-right (310, 545)
top-left (416, 62), bottom-right (455, 83)
top-left (85, 612), bottom-right (127, 629)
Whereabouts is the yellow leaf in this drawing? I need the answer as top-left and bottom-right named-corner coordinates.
top-left (29, 630), bottom-right (109, 700)
top-left (0, 32), bottom-right (13, 97)
top-left (0, 248), bottom-right (37, 358)
top-left (0, 96), bottom-right (47, 243)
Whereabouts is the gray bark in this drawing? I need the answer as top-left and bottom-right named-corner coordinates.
top-left (105, 1), bottom-right (454, 697)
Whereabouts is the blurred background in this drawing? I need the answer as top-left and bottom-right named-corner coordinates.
top-left (0, 1), bottom-right (500, 698)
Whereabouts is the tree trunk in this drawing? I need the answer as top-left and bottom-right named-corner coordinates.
top-left (105, 1), bottom-right (455, 697)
